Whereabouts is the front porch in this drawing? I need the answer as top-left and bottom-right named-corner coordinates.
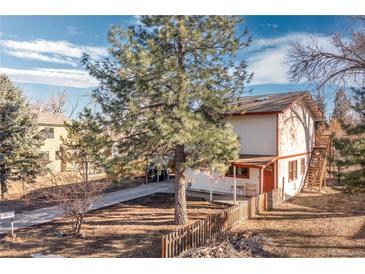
top-left (187, 154), bottom-right (278, 203)
top-left (186, 189), bottom-right (248, 205)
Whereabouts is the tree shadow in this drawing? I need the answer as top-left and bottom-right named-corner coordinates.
top-left (286, 191), bottom-right (365, 215)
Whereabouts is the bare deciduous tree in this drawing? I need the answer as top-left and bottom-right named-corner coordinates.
top-left (288, 22), bottom-right (365, 88)
top-left (39, 90), bottom-right (68, 114)
top-left (44, 171), bottom-right (105, 237)
top-left (32, 89), bottom-right (82, 118)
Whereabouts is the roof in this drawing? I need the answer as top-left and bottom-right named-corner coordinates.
top-left (33, 110), bottom-right (70, 126)
top-left (228, 91), bottom-right (324, 121)
top-left (233, 154), bottom-right (276, 168)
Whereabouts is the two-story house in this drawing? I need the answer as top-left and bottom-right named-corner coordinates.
top-left (34, 110), bottom-right (70, 172)
top-left (186, 91), bottom-right (324, 200)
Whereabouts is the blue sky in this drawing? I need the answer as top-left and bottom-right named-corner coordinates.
top-left (0, 15), bottom-right (353, 116)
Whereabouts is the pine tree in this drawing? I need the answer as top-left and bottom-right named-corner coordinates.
top-left (332, 88), bottom-right (351, 123)
top-left (0, 75), bottom-right (44, 198)
top-left (333, 87), bottom-right (365, 192)
top-left (62, 108), bottom-right (112, 183)
top-left (82, 16), bottom-right (251, 224)
top-left (315, 89), bottom-right (326, 117)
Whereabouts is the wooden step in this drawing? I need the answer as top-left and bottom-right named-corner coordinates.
top-left (301, 135), bottom-right (330, 193)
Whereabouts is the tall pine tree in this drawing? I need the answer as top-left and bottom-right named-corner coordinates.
top-left (315, 89), bottom-right (327, 118)
top-left (332, 88), bottom-right (351, 123)
top-left (82, 16), bottom-right (251, 224)
top-left (0, 75), bottom-right (44, 198)
top-left (333, 87), bottom-right (365, 192)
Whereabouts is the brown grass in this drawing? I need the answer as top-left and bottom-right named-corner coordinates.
top-left (0, 193), bottom-right (227, 258)
top-left (0, 178), bottom-right (143, 214)
top-left (232, 187), bottom-right (365, 257)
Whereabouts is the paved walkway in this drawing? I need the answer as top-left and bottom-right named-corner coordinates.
top-left (0, 181), bottom-right (173, 235)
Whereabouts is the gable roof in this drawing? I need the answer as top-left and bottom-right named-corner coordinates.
top-left (32, 110), bottom-right (70, 126)
top-left (228, 91), bottom-right (324, 121)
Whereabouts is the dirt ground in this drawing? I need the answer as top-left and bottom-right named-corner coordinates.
top-left (0, 178), bottom-right (143, 214)
top-left (232, 187), bottom-right (365, 257)
top-left (0, 193), bottom-right (227, 258)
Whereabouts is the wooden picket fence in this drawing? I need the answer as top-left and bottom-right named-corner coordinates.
top-left (161, 189), bottom-right (282, 258)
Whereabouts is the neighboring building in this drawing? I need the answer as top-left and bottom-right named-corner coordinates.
top-left (34, 110), bottom-right (70, 172)
top-left (186, 91), bottom-right (324, 200)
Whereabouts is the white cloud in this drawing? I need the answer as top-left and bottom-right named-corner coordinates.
top-left (1, 39), bottom-right (107, 59)
top-left (246, 32), bottom-right (336, 85)
top-left (0, 39), bottom-right (107, 66)
top-left (4, 50), bottom-right (78, 67)
top-left (0, 67), bottom-right (99, 88)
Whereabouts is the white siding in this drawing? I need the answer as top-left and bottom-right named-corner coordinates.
top-left (278, 154), bottom-right (310, 200)
top-left (186, 168), bottom-right (259, 197)
top-left (39, 125), bottom-right (67, 172)
top-left (279, 102), bottom-right (315, 156)
top-left (278, 102), bottom-right (315, 199)
top-left (227, 114), bottom-right (277, 155)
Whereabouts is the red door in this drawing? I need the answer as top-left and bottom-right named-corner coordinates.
top-left (263, 163), bottom-right (275, 193)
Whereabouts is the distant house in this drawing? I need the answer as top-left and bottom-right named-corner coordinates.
top-left (186, 91), bottom-right (326, 200)
top-left (34, 110), bottom-right (70, 172)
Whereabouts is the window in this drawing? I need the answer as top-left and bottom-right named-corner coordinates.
top-left (111, 147), bottom-right (118, 157)
top-left (42, 127), bottom-right (54, 139)
top-left (55, 150), bottom-right (60, 160)
top-left (226, 166), bottom-right (250, 179)
top-left (288, 160), bottom-right (298, 182)
top-left (300, 158), bottom-right (305, 175)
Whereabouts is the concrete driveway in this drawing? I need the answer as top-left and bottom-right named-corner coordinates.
top-left (0, 181), bottom-right (173, 235)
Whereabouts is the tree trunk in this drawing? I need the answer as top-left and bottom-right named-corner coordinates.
top-left (337, 166), bottom-right (341, 184)
top-left (0, 165), bottom-right (7, 199)
top-left (173, 17), bottom-right (188, 225)
top-left (174, 144), bottom-right (188, 225)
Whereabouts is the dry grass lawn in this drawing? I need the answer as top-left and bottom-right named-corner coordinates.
top-left (0, 193), bottom-right (227, 258)
top-left (232, 187), bottom-right (365, 257)
top-left (1, 178), bottom-right (143, 214)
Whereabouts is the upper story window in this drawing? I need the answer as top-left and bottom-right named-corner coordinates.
top-left (55, 150), bottom-right (61, 161)
top-left (111, 147), bottom-right (119, 157)
top-left (288, 160), bottom-right (298, 182)
top-left (226, 165), bottom-right (250, 179)
top-left (300, 158), bottom-right (305, 175)
top-left (42, 127), bottom-right (54, 139)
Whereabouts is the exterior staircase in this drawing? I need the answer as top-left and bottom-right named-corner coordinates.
top-left (302, 132), bottom-right (331, 192)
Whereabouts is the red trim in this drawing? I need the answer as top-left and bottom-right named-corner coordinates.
top-left (275, 160), bottom-right (278, 189)
top-left (258, 169), bottom-right (262, 194)
top-left (277, 152), bottom-right (310, 160)
top-left (275, 113), bottom-right (279, 188)
top-left (233, 152), bottom-right (310, 171)
top-left (276, 113), bottom-right (279, 156)
top-left (233, 163), bottom-right (263, 169)
top-left (230, 111), bottom-right (282, 116)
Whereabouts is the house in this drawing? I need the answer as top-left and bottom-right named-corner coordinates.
top-left (34, 110), bottom-right (70, 172)
top-left (186, 91), bottom-right (325, 201)
top-left (35, 110), bottom-right (107, 175)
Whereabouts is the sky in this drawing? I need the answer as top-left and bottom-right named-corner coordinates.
top-left (0, 15), bottom-right (355, 117)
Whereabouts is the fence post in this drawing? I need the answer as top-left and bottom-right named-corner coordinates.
top-left (161, 236), bottom-right (166, 258)
top-left (161, 196), bottom-right (267, 257)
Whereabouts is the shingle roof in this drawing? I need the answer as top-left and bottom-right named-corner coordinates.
top-left (32, 110), bottom-right (70, 126)
top-left (228, 91), bottom-right (324, 121)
